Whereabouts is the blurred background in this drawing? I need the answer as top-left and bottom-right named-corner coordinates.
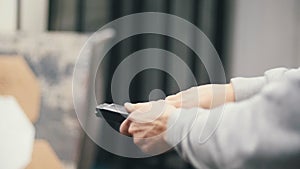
top-left (0, 0), bottom-right (299, 169)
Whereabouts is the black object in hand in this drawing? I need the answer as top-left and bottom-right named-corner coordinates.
top-left (95, 103), bottom-right (129, 123)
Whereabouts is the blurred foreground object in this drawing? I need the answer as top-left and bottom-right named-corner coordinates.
top-left (0, 55), bottom-right (62, 168)
top-left (0, 96), bottom-right (35, 169)
top-left (26, 140), bottom-right (63, 169)
top-left (0, 55), bottom-right (40, 122)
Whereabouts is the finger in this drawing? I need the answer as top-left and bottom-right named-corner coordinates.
top-left (128, 122), bottom-right (145, 135)
top-left (119, 119), bottom-right (132, 136)
top-left (128, 111), bottom-right (150, 123)
top-left (127, 100), bottom-right (164, 121)
top-left (124, 102), bottom-right (151, 112)
top-left (165, 93), bottom-right (180, 101)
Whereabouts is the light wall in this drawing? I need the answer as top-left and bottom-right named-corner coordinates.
top-left (229, 0), bottom-right (300, 78)
top-left (0, 0), bottom-right (17, 32)
top-left (0, 0), bottom-right (48, 32)
top-left (20, 0), bottom-right (48, 32)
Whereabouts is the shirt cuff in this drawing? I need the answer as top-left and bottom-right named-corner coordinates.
top-left (230, 76), bottom-right (266, 101)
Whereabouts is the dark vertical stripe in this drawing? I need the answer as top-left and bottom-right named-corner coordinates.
top-left (76, 0), bottom-right (85, 32)
top-left (104, 0), bottom-right (123, 103)
top-left (162, 0), bottom-right (173, 95)
top-left (48, 0), bottom-right (57, 30)
top-left (108, 0), bottom-right (122, 20)
top-left (47, 0), bottom-right (52, 30)
top-left (214, 0), bottom-right (226, 63)
top-left (16, 0), bottom-right (21, 30)
top-left (135, 0), bottom-right (145, 100)
top-left (213, 0), bottom-right (230, 82)
top-left (190, 0), bottom-right (200, 80)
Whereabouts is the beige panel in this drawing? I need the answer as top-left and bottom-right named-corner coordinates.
top-left (26, 140), bottom-right (63, 169)
top-left (0, 56), bottom-right (41, 123)
top-left (0, 0), bottom-right (17, 32)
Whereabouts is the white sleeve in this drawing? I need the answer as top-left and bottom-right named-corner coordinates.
top-left (230, 67), bottom-right (290, 101)
top-left (166, 68), bottom-right (300, 169)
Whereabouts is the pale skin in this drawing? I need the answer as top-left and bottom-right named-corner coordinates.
top-left (120, 83), bottom-right (235, 154)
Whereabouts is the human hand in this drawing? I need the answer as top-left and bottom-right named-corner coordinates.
top-left (165, 84), bottom-right (235, 109)
top-left (119, 100), bottom-right (176, 154)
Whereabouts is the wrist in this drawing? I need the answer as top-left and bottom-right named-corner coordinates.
top-left (225, 83), bottom-right (235, 102)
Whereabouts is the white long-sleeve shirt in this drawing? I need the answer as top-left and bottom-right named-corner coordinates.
top-left (166, 67), bottom-right (300, 169)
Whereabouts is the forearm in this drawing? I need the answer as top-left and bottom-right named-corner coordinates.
top-left (206, 83), bottom-right (235, 109)
top-left (165, 83), bottom-right (235, 109)
top-left (225, 83), bottom-right (235, 102)
top-left (166, 68), bottom-right (294, 109)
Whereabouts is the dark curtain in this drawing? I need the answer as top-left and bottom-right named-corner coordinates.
top-left (49, 0), bottom-right (233, 168)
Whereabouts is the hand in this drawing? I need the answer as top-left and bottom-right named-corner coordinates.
top-left (165, 84), bottom-right (235, 109)
top-left (120, 100), bottom-right (176, 154)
